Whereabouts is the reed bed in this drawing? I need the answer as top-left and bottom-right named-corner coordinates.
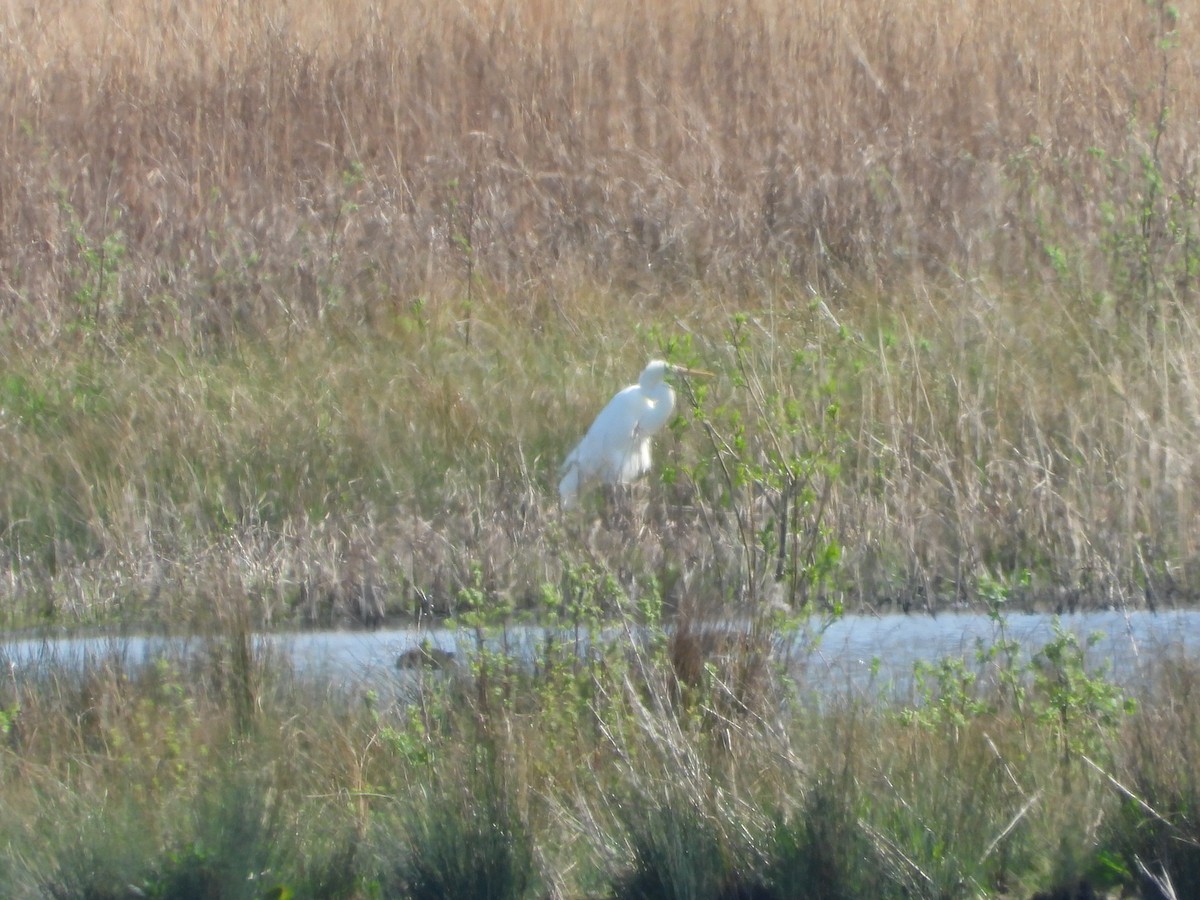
top-left (1, 607), bottom-right (1197, 898)
top-left (4, 0), bottom-right (1195, 310)
top-left (2, 0), bottom-right (1200, 625)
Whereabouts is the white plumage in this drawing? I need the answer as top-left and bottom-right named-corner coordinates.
top-left (558, 359), bottom-right (711, 508)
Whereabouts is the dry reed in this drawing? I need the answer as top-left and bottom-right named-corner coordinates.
top-left (2, 0), bottom-right (1200, 625)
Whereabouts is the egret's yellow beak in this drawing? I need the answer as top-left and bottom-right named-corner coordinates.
top-left (671, 365), bottom-right (714, 379)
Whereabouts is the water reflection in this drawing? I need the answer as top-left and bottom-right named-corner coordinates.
top-left (804, 609), bottom-right (1200, 699)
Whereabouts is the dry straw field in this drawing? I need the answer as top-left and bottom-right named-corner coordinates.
top-left (1, 0), bottom-right (1200, 625)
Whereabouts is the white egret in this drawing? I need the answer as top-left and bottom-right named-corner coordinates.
top-left (558, 359), bottom-right (712, 508)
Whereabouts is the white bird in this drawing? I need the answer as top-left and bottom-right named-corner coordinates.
top-left (558, 359), bottom-right (712, 508)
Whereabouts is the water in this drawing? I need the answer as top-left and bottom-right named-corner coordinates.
top-left (800, 608), bottom-right (1200, 698)
top-left (4, 609), bottom-right (1199, 702)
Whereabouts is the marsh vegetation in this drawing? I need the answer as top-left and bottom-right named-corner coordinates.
top-left (3, 0), bottom-right (1200, 894)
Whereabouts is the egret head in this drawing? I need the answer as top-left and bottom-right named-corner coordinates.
top-left (639, 359), bottom-right (672, 389)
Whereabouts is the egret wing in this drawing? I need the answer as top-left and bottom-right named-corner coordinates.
top-left (593, 386), bottom-right (657, 482)
top-left (574, 386), bottom-right (653, 481)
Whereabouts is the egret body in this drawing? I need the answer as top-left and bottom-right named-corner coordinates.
top-left (558, 359), bottom-right (710, 508)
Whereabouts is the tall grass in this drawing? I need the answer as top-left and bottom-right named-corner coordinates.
top-left (4, 0), bottom-right (1195, 312)
top-left (12, 280), bottom-right (1197, 624)
top-left (3, 0), bottom-right (1200, 622)
top-left (3, 603), bottom-right (1198, 898)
